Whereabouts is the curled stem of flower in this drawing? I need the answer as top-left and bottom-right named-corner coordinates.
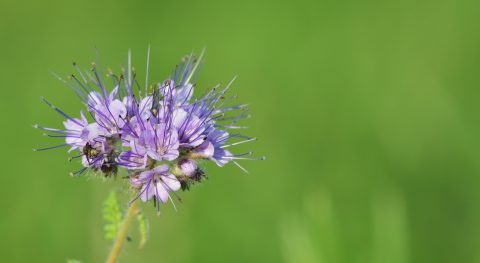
top-left (106, 201), bottom-right (139, 263)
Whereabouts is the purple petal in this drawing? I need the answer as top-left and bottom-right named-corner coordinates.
top-left (153, 164), bottom-right (170, 174)
top-left (141, 182), bottom-right (155, 202)
top-left (195, 141), bottom-right (214, 158)
top-left (161, 173), bottom-right (181, 192)
top-left (155, 182), bottom-right (170, 203)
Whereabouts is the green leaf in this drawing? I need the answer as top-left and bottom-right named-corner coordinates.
top-left (136, 209), bottom-right (149, 249)
top-left (102, 190), bottom-right (123, 241)
top-left (66, 260), bottom-right (82, 263)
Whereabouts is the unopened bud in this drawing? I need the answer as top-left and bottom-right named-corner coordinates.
top-left (178, 159), bottom-right (197, 177)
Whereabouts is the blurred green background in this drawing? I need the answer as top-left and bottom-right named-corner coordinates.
top-left (2, 0), bottom-right (480, 262)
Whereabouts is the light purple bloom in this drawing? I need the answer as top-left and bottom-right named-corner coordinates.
top-left (140, 123), bottom-right (180, 161)
top-left (204, 128), bottom-right (233, 167)
top-left (172, 108), bottom-right (207, 148)
top-left (130, 165), bottom-right (181, 204)
top-left (62, 110), bottom-right (89, 152)
top-left (87, 87), bottom-right (127, 134)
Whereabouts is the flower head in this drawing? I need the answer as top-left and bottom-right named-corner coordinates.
top-left (35, 48), bottom-right (264, 211)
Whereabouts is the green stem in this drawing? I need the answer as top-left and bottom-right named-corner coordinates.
top-left (106, 201), bottom-right (139, 263)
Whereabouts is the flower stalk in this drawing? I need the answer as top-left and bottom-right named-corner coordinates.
top-left (106, 201), bottom-right (139, 263)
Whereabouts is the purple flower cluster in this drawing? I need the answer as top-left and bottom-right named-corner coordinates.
top-left (35, 50), bottom-right (263, 210)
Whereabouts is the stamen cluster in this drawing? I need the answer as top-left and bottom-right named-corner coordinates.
top-left (35, 50), bottom-right (263, 210)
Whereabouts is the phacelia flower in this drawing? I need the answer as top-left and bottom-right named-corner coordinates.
top-left (130, 165), bottom-right (181, 208)
top-left (35, 48), bottom-right (264, 212)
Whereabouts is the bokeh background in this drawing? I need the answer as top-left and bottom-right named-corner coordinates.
top-left (2, 0), bottom-right (480, 262)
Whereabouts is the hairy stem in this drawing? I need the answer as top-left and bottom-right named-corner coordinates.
top-left (106, 201), bottom-right (139, 263)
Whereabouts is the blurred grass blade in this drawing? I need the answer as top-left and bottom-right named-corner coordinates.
top-left (372, 187), bottom-right (409, 263)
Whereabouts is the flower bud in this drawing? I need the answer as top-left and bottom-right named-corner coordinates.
top-left (178, 159), bottom-right (197, 177)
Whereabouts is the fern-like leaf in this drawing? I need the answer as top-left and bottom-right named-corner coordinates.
top-left (136, 209), bottom-right (149, 249)
top-left (102, 190), bottom-right (123, 241)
